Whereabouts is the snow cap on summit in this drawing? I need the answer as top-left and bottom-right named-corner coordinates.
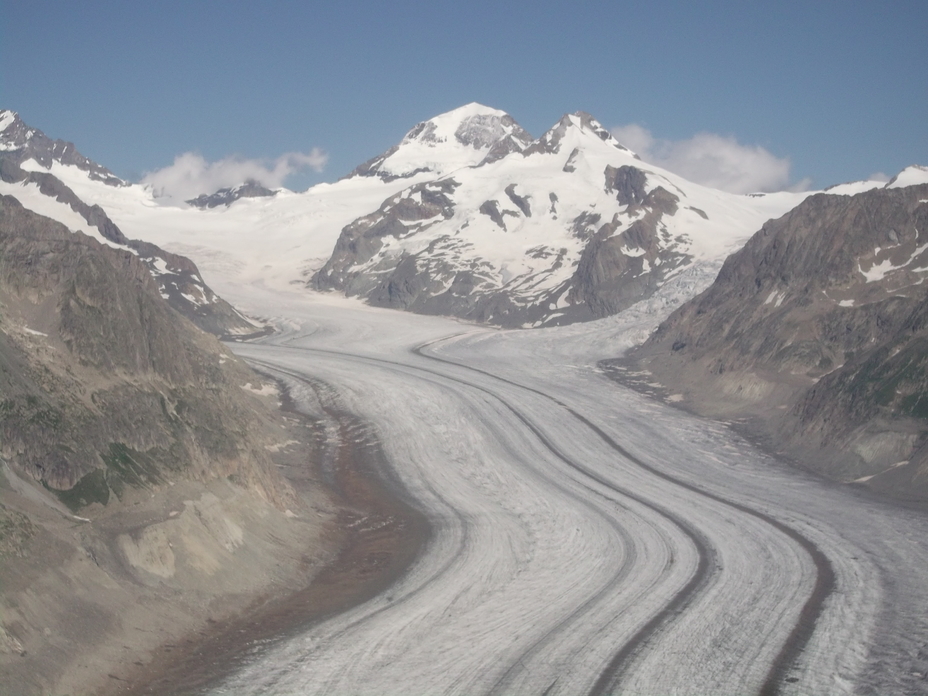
top-left (885, 164), bottom-right (928, 189)
top-left (402, 103), bottom-right (524, 148)
top-left (348, 103), bottom-right (533, 181)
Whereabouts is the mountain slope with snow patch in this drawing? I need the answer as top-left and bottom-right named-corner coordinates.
top-left (0, 113), bottom-right (258, 335)
top-left (314, 109), bottom-right (815, 327)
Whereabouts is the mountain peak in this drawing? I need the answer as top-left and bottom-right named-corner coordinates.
top-left (886, 164), bottom-right (928, 189)
top-left (0, 109), bottom-right (22, 136)
top-left (347, 104), bottom-right (533, 181)
top-left (0, 110), bottom-right (38, 150)
top-left (406, 103), bottom-right (526, 148)
top-left (0, 109), bottom-right (125, 187)
top-left (524, 111), bottom-right (630, 157)
top-left (186, 180), bottom-right (278, 209)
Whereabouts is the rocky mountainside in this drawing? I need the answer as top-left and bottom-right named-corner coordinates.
top-left (622, 174), bottom-right (928, 500)
top-left (0, 195), bottom-right (340, 695)
top-left (313, 106), bottom-right (810, 327)
top-left (0, 110), bottom-right (260, 337)
top-left (0, 194), bottom-right (289, 500)
top-left (187, 179), bottom-right (278, 208)
top-left (2, 104), bottom-right (899, 334)
top-left (0, 110), bottom-right (125, 187)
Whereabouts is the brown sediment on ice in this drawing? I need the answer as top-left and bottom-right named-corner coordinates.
top-left (103, 390), bottom-right (429, 696)
top-left (0, 377), bottom-right (427, 696)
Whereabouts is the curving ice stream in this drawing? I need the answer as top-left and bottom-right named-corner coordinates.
top-left (205, 288), bottom-right (928, 696)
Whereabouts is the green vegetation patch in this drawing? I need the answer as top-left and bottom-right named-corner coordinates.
top-left (43, 443), bottom-right (166, 512)
top-left (101, 443), bottom-right (163, 496)
top-left (900, 393), bottom-right (928, 420)
top-left (50, 468), bottom-right (109, 512)
top-left (843, 339), bottom-right (928, 419)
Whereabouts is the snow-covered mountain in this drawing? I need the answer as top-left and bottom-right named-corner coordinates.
top-left (0, 112), bottom-right (438, 307)
top-left (0, 109), bottom-right (125, 187)
top-left (1, 104), bottom-right (917, 330)
top-left (346, 103), bottom-right (533, 181)
top-left (0, 110), bottom-right (259, 336)
top-left (314, 108), bottom-right (815, 327)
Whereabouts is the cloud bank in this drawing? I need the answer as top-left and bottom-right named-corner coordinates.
top-left (610, 124), bottom-right (806, 194)
top-left (142, 149), bottom-right (328, 202)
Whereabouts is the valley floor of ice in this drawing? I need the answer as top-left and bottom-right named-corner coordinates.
top-left (202, 282), bottom-right (928, 696)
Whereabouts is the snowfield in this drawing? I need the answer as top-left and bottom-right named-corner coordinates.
top-left (198, 287), bottom-right (928, 696)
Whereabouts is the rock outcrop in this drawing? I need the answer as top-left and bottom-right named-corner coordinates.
top-left (623, 183), bottom-right (928, 500)
top-left (187, 180), bottom-right (278, 208)
top-left (0, 194), bottom-right (287, 499)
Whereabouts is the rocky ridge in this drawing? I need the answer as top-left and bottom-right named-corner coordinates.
top-left (0, 110), bottom-right (125, 187)
top-left (622, 176), bottom-right (928, 500)
top-left (187, 180), bottom-right (278, 208)
top-left (0, 112), bottom-right (259, 337)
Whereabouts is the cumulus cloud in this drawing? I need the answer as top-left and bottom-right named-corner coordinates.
top-left (610, 124), bottom-right (806, 194)
top-left (141, 149), bottom-right (328, 203)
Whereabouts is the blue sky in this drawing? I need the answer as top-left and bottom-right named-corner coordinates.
top-left (2, 1), bottom-right (925, 194)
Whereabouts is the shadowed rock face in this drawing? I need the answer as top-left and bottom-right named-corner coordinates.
top-left (0, 110), bottom-right (125, 187)
top-left (314, 179), bottom-right (460, 297)
top-left (505, 184), bottom-right (532, 217)
top-left (186, 180), bottom-right (277, 208)
top-left (605, 165), bottom-right (649, 207)
top-left (0, 158), bottom-right (129, 245)
top-left (627, 184), bottom-right (928, 500)
top-left (0, 195), bottom-right (288, 502)
top-left (0, 156), bottom-right (257, 337)
top-left (567, 179), bottom-right (685, 319)
top-left (479, 199), bottom-right (507, 229)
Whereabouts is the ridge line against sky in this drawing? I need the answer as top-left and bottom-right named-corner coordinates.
top-left (2, 1), bottom-right (925, 195)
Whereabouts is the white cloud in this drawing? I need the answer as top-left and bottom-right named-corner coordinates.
top-left (141, 149), bottom-right (328, 203)
top-left (610, 124), bottom-right (805, 194)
